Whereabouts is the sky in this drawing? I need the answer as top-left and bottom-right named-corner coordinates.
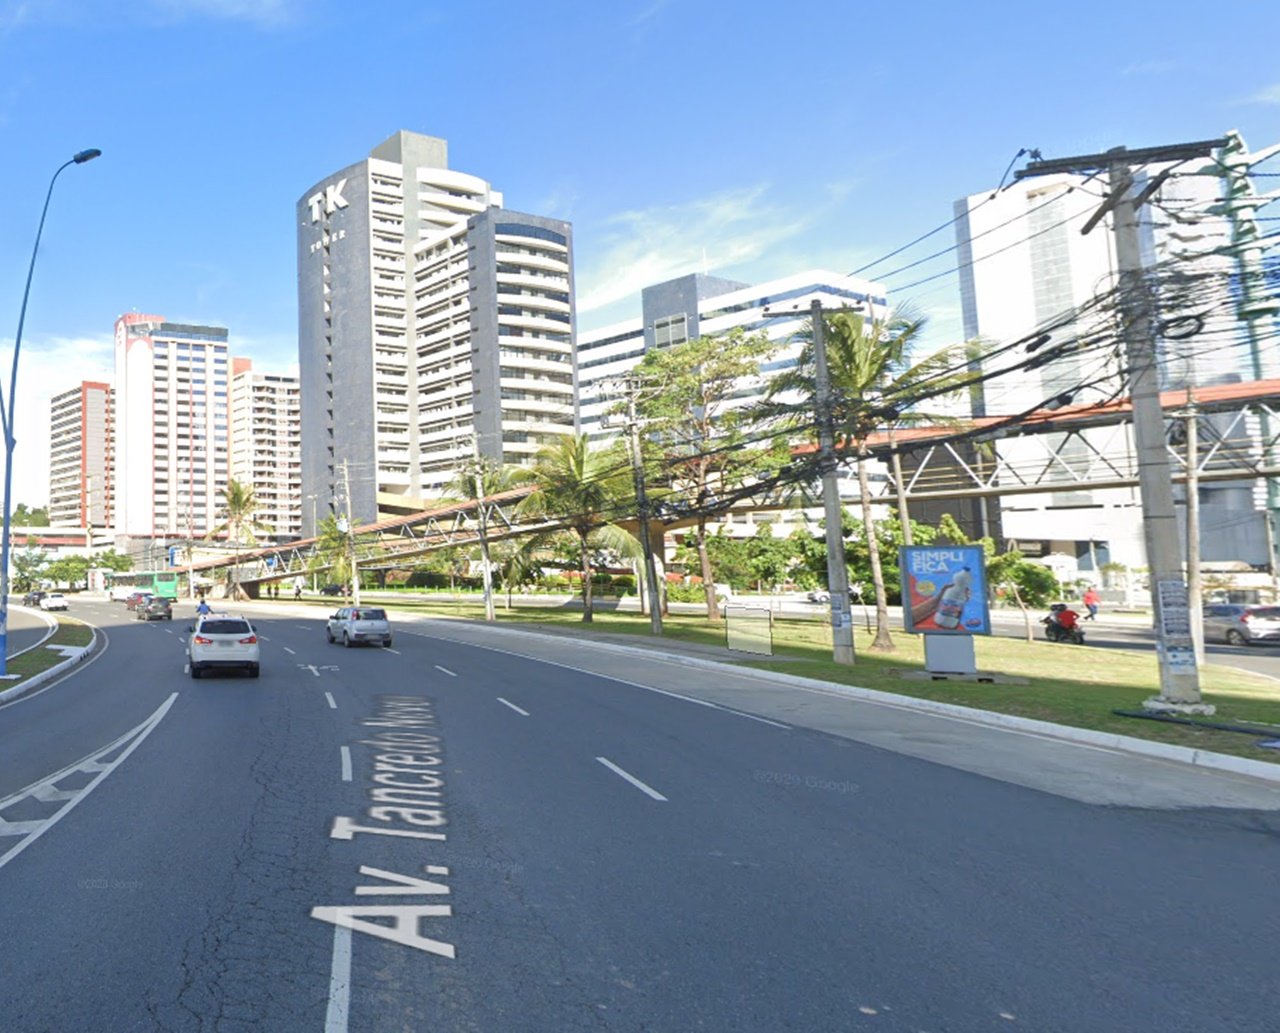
top-left (0, 0), bottom-right (1278, 506)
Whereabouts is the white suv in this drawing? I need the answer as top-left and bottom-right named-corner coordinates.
top-left (326, 606), bottom-right (392, 648)
top-left (39, 593), bottom-right (69, 611)
top-left (188, 614), bottom-right (261, 679)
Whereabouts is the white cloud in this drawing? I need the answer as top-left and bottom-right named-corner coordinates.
top-left (1248, 83), bottom-right (1280, 105)
top-left (0, 333), bottom-right (114, 508)
top-left (575, 185), bottom-right (812, 316)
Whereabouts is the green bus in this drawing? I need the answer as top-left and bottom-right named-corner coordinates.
top-left (108, 569), bottom-right (180, 601)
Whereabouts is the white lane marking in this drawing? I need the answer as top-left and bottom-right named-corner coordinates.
top-left (0, 693), bottom-right (179, 871)
top-left (496, 697), bottom-right (529, 716)
top-left (340, 746), bottom-right (352, 782)
top-left (596, 756), bottom-right (667, 801)
top-left (325, 691), bottom-right (338, 709)
top-left (0, 622), bottom-right (108, 711)
top-left (296, 625), bottom-right (312, 631)
top-left (416, 638), bottom-right (791, 731)
top-left (283, 646), bottom-right (296, 655)
top-left (385, 648), bottom-right (401, 655)
top-left (324, 924), bottom-right (352, 1033)
top-left (434, 665), bottom-right (456, 677)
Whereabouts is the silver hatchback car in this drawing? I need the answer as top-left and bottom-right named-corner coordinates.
top-left (1203, 604), bottom-right (1280, 646)
top-left (326, 606), bottom-right (392, 648)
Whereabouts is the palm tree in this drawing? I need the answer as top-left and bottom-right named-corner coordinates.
top-left (768, 308), bottom-right (962, 652)
top-left (448, 456), bottom-right (523, 622)
top-left (515, 433), bottom-right (634, 622)
top-left (207, 479), bottom-right (272, 600)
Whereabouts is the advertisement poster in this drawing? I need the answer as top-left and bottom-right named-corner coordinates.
top-left (900, 546), bottom-right (991, 635)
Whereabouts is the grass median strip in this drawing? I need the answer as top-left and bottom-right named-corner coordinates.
top-left (5, 615), bottom-right (94, 682)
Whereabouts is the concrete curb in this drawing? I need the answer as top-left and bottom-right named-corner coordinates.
top-left (409, 619), bottom-right (1280, 787)
top-left (0, 621), bottom-right (99, 706)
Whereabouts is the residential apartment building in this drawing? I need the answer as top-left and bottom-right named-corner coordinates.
top-left (296, 130), bottom-right (575, 532)
top-left (113, 314), bottom-right (230, 546)
top-left (48, 381), bottom-right (113, 534)
top-left (229, 358), bottom-right (301, 540)
top-left (954, 166), bottom-right (1276, 570)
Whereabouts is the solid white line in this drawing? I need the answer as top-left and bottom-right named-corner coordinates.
top-left (596, 756), bottom-right (667, 801)
top-left (296, 625), bottom-right (311, 630)
top-left (0, 623), bottom-right (108, 711)
top-left (0, 693), bottom-right (179, 872)
top-left (283, 646), bottom-right (296, 655)
top-left (434, 665), bottom-right (456, 677)
top-left (496, 697), bottom-right (529, 716)
top-left (324, 924), bottom-right (352, 1033)
top-left (325, 692), bottom-right (337, 710)
top-left (340, 746), bottom-right (352, 782)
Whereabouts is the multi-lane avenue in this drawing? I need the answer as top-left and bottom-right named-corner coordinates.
top-left (1, 596), bottom-right (1278, 1032)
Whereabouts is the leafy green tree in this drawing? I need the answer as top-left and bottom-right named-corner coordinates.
top-left (93, 549), bottom-right (133, 572)
top-left (767, 308), bottom-right (962, 652)
top-left (447, 457), bottom-right (523, 621)
top-left (13, 544), bottom-right (47, 592)
top-left (46, 554), bottom-right (92, 590)
top-left (630, 329), bottom-right (786, 620)
top-left (745, 525), bottom-right (793, 591)
top-left (13, 503), bottom-right (50, 527)
top-left (516, 433), bottom-right (634, 622)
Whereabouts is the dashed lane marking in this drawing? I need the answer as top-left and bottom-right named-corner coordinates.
top-left (595, 756), bottom-right (667, 801)
top-left (340, 746), bottom-right (352, 782)
top-left (325, 691), bottom-right (338, 709)
top-left (324, 925), bottom-right (353, 1033)
top-left (283, 646), bottom-right (296, 655)
top-left (496, 697), bottom-right (529, 717)
top-left (434, 665), bottom-right (456, 677)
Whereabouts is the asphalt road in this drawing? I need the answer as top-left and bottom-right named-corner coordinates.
top-left (1, 597), bottom-right (1278, 1032)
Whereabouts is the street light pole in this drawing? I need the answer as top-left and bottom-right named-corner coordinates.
top-left (0, 148), bottom-right (100, 675)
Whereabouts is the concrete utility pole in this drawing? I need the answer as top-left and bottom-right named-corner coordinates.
top-left (340, 459), bottom-right (359, 606)
top-left (616, 376), bottom-right (663, 636)
top-left (469, 439), bottom-right (496, 623)
top-left (1017, 140), bottom-right (1227, 709)
top-left (810, 299), bottom-right (857, 664)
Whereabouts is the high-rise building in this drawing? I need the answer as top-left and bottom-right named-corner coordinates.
top-left (229, 358), bottom-right (301, 540)
top-left (113, 314), bottom-right (230, 546)
top-left (296, 130), bottom-right (575, 532)
top-left (953, 168), bottom-right (1274, 568)
top-left (577, 270), bottom-right (887, 441)
top-left (48, 381), bottom-right (113, 533)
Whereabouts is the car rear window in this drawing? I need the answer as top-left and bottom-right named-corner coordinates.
top-left (352, 609), bottom-right (386, 620)
top-left (1248, 607), bottom-right (1280, 619)
top-left (201, 619), bottom-right (252, 635)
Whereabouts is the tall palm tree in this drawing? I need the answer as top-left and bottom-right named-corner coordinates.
top-left (768, 308), bottom-right (962, 652)
top-left (207, 479), bottom-right (272, 600)
top-left (448, 455), bottom-right (522, 622)
top-left (515, 433), bottom-right (633, 622)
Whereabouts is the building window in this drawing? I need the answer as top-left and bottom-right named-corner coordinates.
top-left (653, 314), bottom-right (689, 350)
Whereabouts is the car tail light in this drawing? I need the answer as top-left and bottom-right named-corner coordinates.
top-left (239, 635), bottom-right (257, 644)
top-left (194, 635), bottom-right (213, 645)
top-left (1243, 613), bottom-right (1253, 623)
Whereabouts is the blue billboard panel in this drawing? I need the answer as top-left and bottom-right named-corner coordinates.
top-left (900, 545), bottom-right (991, 635)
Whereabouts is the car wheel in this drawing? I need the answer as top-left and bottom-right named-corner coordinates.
top-left (383, 636), bottom-right (393, 648)
top-left (190, 663), bottom-right (202, 680)
top-left (248, 664), bottom-right (260, 679)
top-left (1226, 629), bottom-right (1247, 646)
top-left (326, 629), bottom-right (334, 644)
top-left (343, 632), bottom-right (352, 648)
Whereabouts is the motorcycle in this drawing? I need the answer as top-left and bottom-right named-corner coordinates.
top-left (1041, 604), bottom-right (1086, 645)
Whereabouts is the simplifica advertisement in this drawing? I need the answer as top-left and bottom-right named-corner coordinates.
top-left (900, 546), bottom-right (991, 635)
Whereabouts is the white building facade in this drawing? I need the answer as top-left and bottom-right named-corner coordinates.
top-left (113, 314), bottom-right (230, 546)
top-left (48, 380), bottom-right (113, 535)
top-left (229, 358), bottom-right (301, 540)
top-left (296, 130), bottom-right (575, 531)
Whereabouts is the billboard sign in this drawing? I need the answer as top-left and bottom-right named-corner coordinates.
top-left (900, 546), bottom-right (991, 635)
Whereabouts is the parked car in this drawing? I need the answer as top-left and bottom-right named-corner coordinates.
top-left (319, 583), bottom-right (345, 596)
top-left (326, 606), bottom-right (392, 648)
top-left (137, 596), bottom-right (173, 621)
top-left (39, 593), bottom-right (68, 611)
top-left (125, 591), bottom-right (152, 611)
top-left (187, 614), bottom-right (260, 678)
top-left (1203, 604), bottom-right (1280, 646)
top-left (22, 590), bottom-right (45, 607)
top-left (807, 589), bottom-right (830, 604)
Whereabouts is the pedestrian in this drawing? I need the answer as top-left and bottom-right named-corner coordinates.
top-left (294, 581), bottom-right (302, 601)
top-left (1082, 585), bottom-right (1101, 621)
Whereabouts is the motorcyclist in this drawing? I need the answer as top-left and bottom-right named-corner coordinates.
top-left (1042, 602), bottom-right (1083, 642)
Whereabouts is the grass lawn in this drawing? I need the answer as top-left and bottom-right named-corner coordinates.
top-left (5, 615), bottom-right (95, 681)
top-left (312, 592), bottom-right (1280, 764)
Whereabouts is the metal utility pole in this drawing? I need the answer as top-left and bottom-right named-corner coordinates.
top-left (1017, 140), bottom-right (1227, 707)
top-left (810, 299), bottom-right (856, 664)
top-left (340, 459), bottom-right (359, 606)
top-left (470, 438), bottom-right (496, 623)
top-left (1173, 388), bottom-right (1205, 665)
top-left (620, 376), bottom-right (663, 636)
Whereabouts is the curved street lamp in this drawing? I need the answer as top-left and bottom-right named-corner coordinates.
top-left (0, 148), bottom-right (101, 675)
